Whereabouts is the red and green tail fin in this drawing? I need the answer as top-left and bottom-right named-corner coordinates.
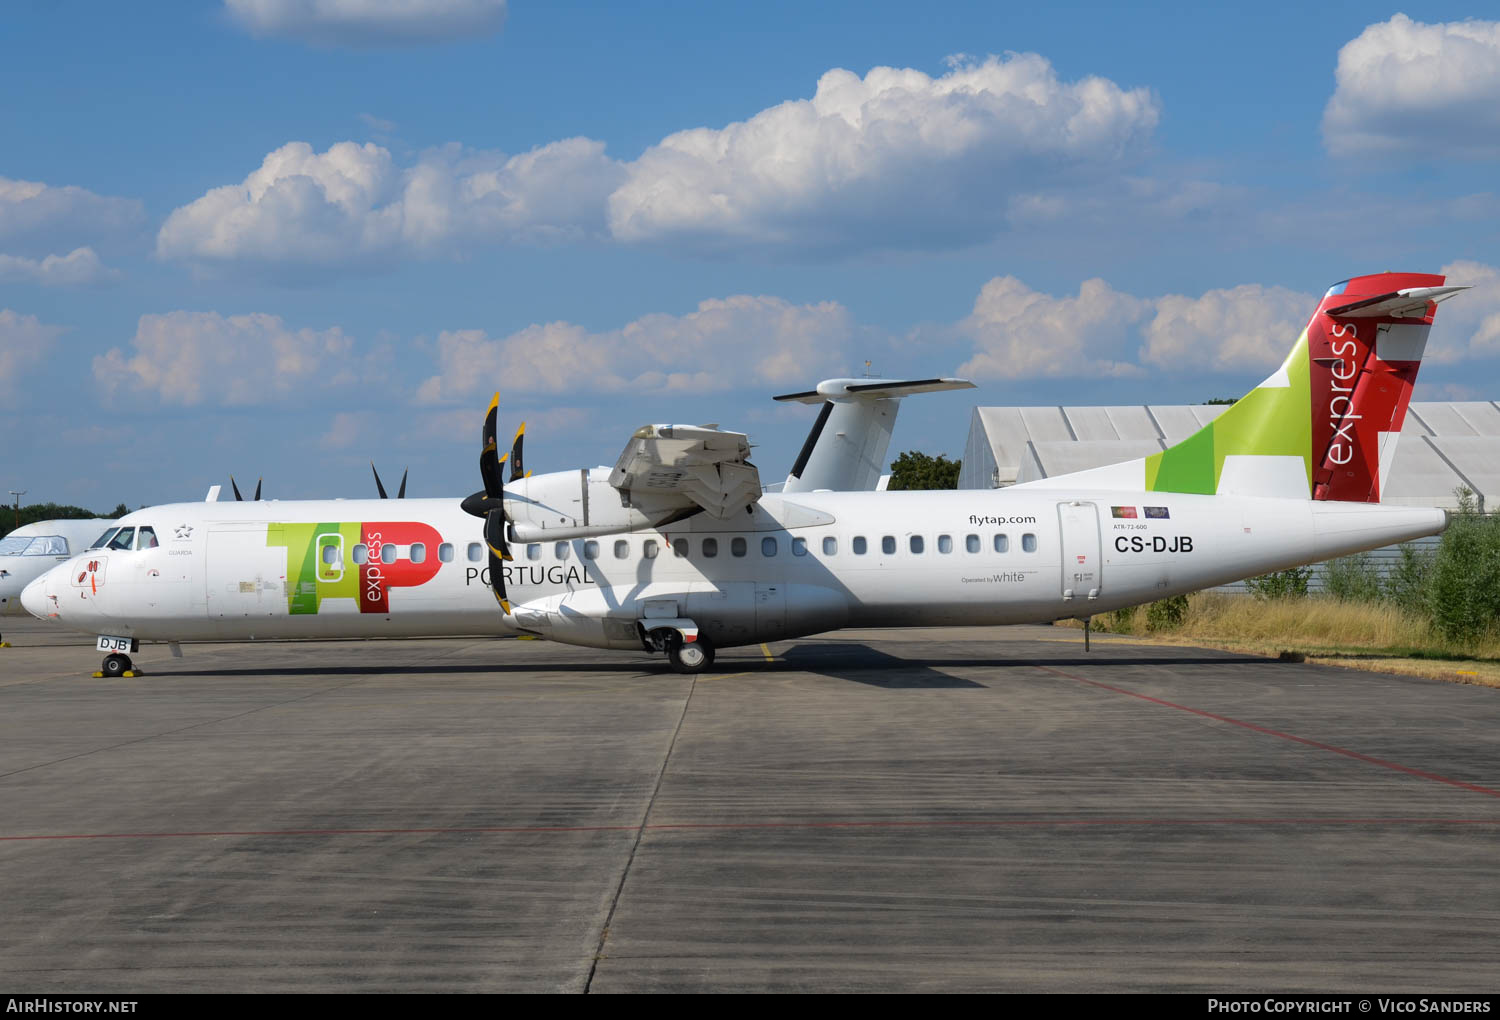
top-left (1018, 271), bottom-right (1467, 501)
top-left (1143, 271), bottom-right (1464, 502)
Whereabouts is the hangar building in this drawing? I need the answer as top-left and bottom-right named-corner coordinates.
top-left (957, 402), bottom-right (1500, 592)
top-left (959, 402), bottom-right (1500, 511)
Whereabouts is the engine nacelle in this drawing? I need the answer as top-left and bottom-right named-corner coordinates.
top-left (506, 468), bottom-right (688, 542)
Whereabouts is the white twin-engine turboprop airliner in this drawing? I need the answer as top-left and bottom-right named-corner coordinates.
top-left (23, 272), bottom-right (1465, 676)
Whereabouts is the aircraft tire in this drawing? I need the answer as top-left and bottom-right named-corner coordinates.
top-left (102, 653), bottom-right (132, 678)
top-left (668, 634), bottom-right (715, 673)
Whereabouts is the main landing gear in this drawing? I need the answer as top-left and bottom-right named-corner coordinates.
top-left (641, 623), bottom-right (716, 674)
top-left (666, 632), bottom-right (715, 674)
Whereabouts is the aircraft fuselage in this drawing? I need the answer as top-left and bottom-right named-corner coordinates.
top-left (23, 489), bottom-right (1445, 652)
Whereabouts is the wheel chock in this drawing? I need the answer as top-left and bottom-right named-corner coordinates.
top-left (122, 670), bottom-right (144, 677)
top-left (91, 671), bottom-right (105, 678)
top-left (0, 641), bottom-right (11, 647)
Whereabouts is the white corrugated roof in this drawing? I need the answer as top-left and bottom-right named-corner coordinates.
top-left (962, 401), bottom-right (1498, 509)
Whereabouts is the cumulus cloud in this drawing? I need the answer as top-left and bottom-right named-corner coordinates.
top-left (93, 311), bottom-right (357, 405)
top-left (957, 277), bottom-right (1326, 381)
top-left (156, 139), bottom-right (624, 266)
top-left (1428, 259), bottom-right (1500, 361)
top-left (609, 54), bottom-right (1159, 250)
top-left (0, 247), bottom-right (119, 286)
top-left (318, 410), bottom-right (376, 450)
top-left (416, 295), bottom-right (855, 403)
top-left (1142, 284), bottom-right (1315, 370)
top-left (1324, 14), bottom-right (1500, 157)
top-left (0, 177), bottom-right (143, 252)
top-left (0, 309), bottom-right (65, 398)
top-left (158, 53), bottom-right (1161, 267)
top-left (413, 405), bottom-right (591, 445)
top-left (225, 0), bottom-right (507, 46)
top-left (958, 277), bottom-right (1150, 380)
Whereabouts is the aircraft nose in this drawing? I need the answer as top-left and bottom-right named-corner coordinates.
top-left (21, 572), bottom-right (55, 621)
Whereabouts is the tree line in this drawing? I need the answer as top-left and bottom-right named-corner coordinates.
top-left (2, 502), bottom-right (131, 539)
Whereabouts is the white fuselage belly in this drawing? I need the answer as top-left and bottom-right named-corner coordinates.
top-left (25, 491), bottom-right (1445, 650)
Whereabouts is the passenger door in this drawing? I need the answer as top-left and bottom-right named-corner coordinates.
top-left (1057, 501), bottom-right (1102, 602)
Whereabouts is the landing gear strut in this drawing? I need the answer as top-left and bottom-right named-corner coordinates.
top-left (666, 633), bottom-right (715, 674)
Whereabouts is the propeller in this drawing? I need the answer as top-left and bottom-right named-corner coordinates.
top-left (460, 393), bottom-right (513, 614)
top-left (508, 422), bottom-right (527, 483)
top-left (229, 475), bottom-right (262, 501)
top-left (372, 463), bottom-right (408, 499)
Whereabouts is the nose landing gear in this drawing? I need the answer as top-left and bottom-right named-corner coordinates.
top-left (93, 636), bottom-right (144, 677)
top-left (99, 653), bottom-right (136, 678)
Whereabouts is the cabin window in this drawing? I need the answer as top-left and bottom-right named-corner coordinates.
top-left (89, 528), bottom-right (119, 550)
top-left (822, 536), bottom-right (837, 556)
top-left (909, 535), bottom-right (924, 554)
top-left (410, 542), bottom-right (426, 564)
top-left (792, 537), bottom-right (807, 557)
top-left (643, 540), bottom-right (660, 559)
top-left (731, 537), bottom-right (747, 558)
top-left (702, 538), bottom-right (718, 558)
top-left (1022, 533), bottom-right (1038, 553)
top-left (439, 543), bottom-right (454, 562)
top-left (380, 543), bottom-right (398, 564)
top-left (526, 544), bottom-right (541, 561)
top-left (672, 538), bottom-right (688, 558)
top-left (584, 541), bottom-right (600, 560)
top-left (762, 537), bottom-right (778, 557)
top-left (353, 544), bottom-right (369, 564)
top-left (993, 534), bottom-right (1009, 553)
top-left (614, 540), bottom-right (629, 559)
top-left (321, 544), bottom-right (340, 565)
top-left (852, 536), bottom-right (867, 555)
top-left (106, 528), bottom-right (135, 551)
top-left (555, 542), bottom-right (570, 560)
top-left (467, 542), bottom-right (483, 562)
top-left (938, 535), bottom-right (953, 554)
top-left (881, 536), bottom-right (896, 555)
top-left (965, 534), bottom-right (980, 553)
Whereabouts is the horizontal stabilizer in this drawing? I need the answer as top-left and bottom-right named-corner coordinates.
top-left (774, 377), bottom-right (974, 404)
top-left (1326, 286), bottom-right (1468, 319)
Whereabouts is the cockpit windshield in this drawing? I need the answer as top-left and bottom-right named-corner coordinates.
top-left (0, 535), bottom-right (68, 556)
top-left (137, 527), bottom-right (158, 549)
top-left (105, 528), bottom-right (136, 551)
top-left (89, 528), bottom-right (119, 550)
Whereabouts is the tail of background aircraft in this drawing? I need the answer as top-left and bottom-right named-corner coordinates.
top-left (775, 377), bottom-right (975, 493)
top-left (1018, 272), bottom-right (1466, 502)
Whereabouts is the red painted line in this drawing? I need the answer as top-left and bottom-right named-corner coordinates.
top-left (2, 817), bottom-right (1500, 843)
top-left (1035, 664), bottom-right (1500, 800)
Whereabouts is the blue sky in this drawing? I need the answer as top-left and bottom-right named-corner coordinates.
top-left (3, 1), bottom-right (1498, 509)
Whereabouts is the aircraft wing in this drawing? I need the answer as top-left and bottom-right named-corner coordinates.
top-left (608, 424), bottom-right (762, 519)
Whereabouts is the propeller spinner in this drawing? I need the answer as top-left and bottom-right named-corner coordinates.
top-left (460, 393), bottom-right (514, 614)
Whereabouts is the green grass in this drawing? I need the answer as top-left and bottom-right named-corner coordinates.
top-left (1072, 592), bottom-right (1500, 687)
